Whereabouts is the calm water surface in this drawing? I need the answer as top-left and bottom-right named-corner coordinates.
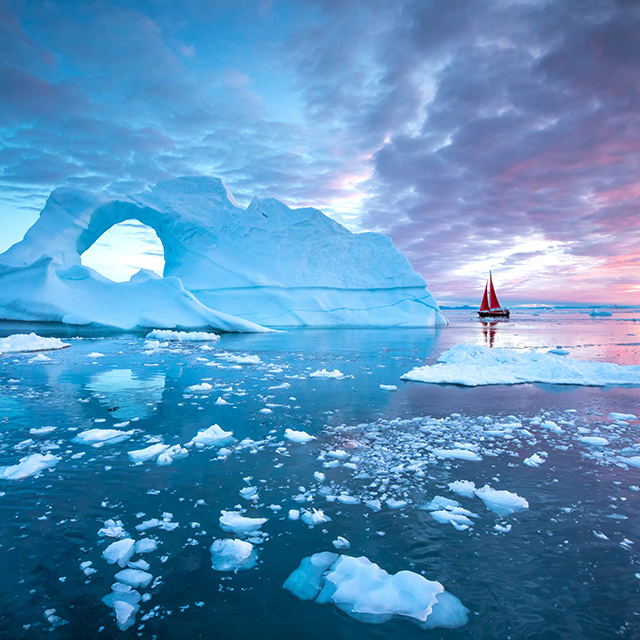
top-left (0, 309), bottom-right (639, 639)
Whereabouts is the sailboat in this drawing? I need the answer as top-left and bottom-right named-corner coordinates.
top-left (478, 271), bottom-right (510, 318)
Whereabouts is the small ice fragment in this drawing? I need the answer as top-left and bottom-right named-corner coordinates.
top-left (219, 511), bottom-right (267, 534)
top-left (102, 538), bottom-right (136, 567)
top-left (0, 453), bottom-right (59, 480)
top-left (523, 452), bottom-right (548, 467)
top-left (379, 384), bottom-right (397, 391)
top-left (128, 443), bottom-right (169, 463)
top-left (187, 382), bottom-right (213, 393)
top-left (475, 485), bottom-right (529, 516)
top-left (309, 369), bottom-right (345, 379)
top-left (288, 509), bottom-right (300, 521)
top-left (284, 429), bottom-right (315, 444)
top-left (187, 425), bottom-right (233, 448)
top-left (448, 480), bottom-right (476, 498)
top-left (134, 538), bottom-right (158, 554)
top-left (314, 471), bottom-right (326, 482)
top-left (580, 436), bottom-right (609, 446)
top-left (114, 569), bottom-right (153, 589)
top-left (210, 539), bottom-right (258, 571)
top-left (301, 508), bottom-right (331, 526)
top-left (432, 449), bottom-right (481, 462)
top-left (332, 537), bottom-right (351, 549)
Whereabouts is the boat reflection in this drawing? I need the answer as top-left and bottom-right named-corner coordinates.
top-left (480, 319), bottom-right (499, 347)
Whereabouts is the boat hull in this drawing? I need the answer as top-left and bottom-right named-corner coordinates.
top-left (478, 309), bottom-right (510, 318)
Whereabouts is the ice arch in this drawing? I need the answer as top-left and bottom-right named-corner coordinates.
top-left (0, 176), bottom-right (448, 330)
top-left (81, 219), bottom-right (165, 282)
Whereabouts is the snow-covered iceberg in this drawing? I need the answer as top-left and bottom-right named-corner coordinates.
top-left (401, 343), bottom-right (640, 386)
top-left (0, 177), bottom-right (446, 330)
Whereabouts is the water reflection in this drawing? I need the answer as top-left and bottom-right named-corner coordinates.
top-left (480, 320), bottom-right (499, 347)
top-left (86, 369), bottom-right (166, 420)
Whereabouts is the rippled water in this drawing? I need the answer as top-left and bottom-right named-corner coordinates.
top-left (0, 309), bottom-right (639, 639)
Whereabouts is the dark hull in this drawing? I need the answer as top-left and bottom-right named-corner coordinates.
top-left (478, 309), bottom-right (510, 318)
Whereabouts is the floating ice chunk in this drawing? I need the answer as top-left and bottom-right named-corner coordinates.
top-left (219, 510), bottom-right (267, 534)
top-left (187, 424), bottom-right (233, 448)
top-left (364, 499), bottom-right (382, 511)
top-left (29, 426), bottom-right (57, 435)
top-left (29, 353), bottom-right (51, 362)
top-left (609, 412), bottom-right (637, 422)
top-left (580, 436), bottom-right (609, 446)
top-left (475, 485), bottom-right (529, 517)
top-left (210, 539), bottom-right (258, 571)
top-left (128, 559), bottom-right (149, 571)
top-left (541, 420), bottom-right (562, 433)
top-left (430, 510), bottom-right (473, 531)
top-left (401, 343), bottom-right (640, 386)
top-left (73, 429), bottom-right (133, 446)
top-left (219, 353), bottom-right (262, 364)
top-left (146, 330), bottom-right (220, 342)
top-left (0, 453), bottom-right (59, 480)
top-left (619, 456), bottom-right (640, 469)
top-left (187, 382), bottom-right (213, 393)
top-left (284, 553), bottom-right (468, 629)
top-left (309, 369), bottom-right (345, 379)
top-left (134, 538), bottom-right (158, 554)
top-left (268, 382), bottom-right (291, 390)
top-left (589, 309), bottom-right (612, 317)
top-left (288, 509), bottom-right (300, 521)
top-left (99, 519), bottom-right (128, 538)
top-left (239, 486), bottom-right (259, 501)
top-left (332, 537), bottom-right (351, 549)
top-left (0, 333), bottom-right (70, 354)
top-left (284, 429), bottom-right (315, 444)
top-left (386, 498), bottom-right (407, 509)
top-left (128, 443), bottom-right (169, 463)
top-left (87, 352), bottom-right (105, 358)
top-left (432, 448), bottom-right (481, 462)
top-left (301, 508), bottom-right (331, 526)
top-left (448, 480), bottom-right (476, 498)
top-left (523, 452), bottom-right (548, 467)
top-left (337, 494), bottom-right (360, 505)
top-left (314, 471), bottom-right (326, 482)
top-left (494, 523), bottom-right (512, 533)
top-left (102, 538), bottom-right (136, 567)
top-left (215, 397), bottom-right (230, 405)
top-left (379, 384), bottom-right (397, 391)
top-left (547, 347), bottom-right (569, 356)
top-left (114, 568), bottom-right (153, 589)
top-left (156, 444), bottom-right (188, 466)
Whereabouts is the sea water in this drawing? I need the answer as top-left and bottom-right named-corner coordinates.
top-left (0, 308), bottom-right (639, 639)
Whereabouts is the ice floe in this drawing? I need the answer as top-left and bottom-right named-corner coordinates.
top-left (0, 333), bottom-right (70, 355)
top-left (309, 369), bottom-right (345, 379)
top-left (73, 429), bottom-right (134, 446)
top-left (187, 425), bottom-right (233, 448)
top-left (0, 453), bottom-right (59, 480)
top-left (284, 553), bottom-right (468, 629)
top-left (475, 485), bottom-right (529, 517)
top-left (401, 343), bottom-right (640, 386)
top-left (284, 428), bottom-right (315, 443)
top-left (219, 511), bottom-right (267, 534)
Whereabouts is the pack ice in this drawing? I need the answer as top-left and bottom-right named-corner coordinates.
top-left (0, 177), bottom-right (446, 330)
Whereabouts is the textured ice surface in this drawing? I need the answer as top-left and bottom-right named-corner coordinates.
top-left (0, 453), bottom-right (59, 480)
top-left (284, 429), bottom-right (315, 443)
top-left (284, 553), bottom-right (468, 629)
top-left (102, 538), bottom-right (136, 567)
top-left (73, 429), bottom-right (134, 446)
top-left (475, 485), bottom-right (529, 517)
top-left (146, 330), bottom-right (220, 342)
top-left (0, 176), bottom-right (446, 329)
top-left (210, 538), bottom-right (258, 571)
top-left (219, 511), bottom-right (267, 534)
top-left (0, 333), bottom-right (69, 354)
top-left (401, 343), bottom-right (640, 386)
top-left (187, 425), bottom-right (233, 448)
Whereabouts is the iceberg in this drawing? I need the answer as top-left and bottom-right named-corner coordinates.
top-left (0, 177), bottom-right (446, 330)
top-left (0, 333), bottom-right (70, 355)
top-left (401, 343), bottom-right (640, 386)
top-left (284, 553), bottom-right (468, 629)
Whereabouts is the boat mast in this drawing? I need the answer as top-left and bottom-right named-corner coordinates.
top-left (488, 271), bottom-right (501, 310)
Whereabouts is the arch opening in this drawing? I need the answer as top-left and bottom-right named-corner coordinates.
top-left (80, 219), bottom-right (165, 282)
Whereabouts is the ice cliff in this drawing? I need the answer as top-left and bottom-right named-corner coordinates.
top-left (0, 177), bottom-right (446, 331)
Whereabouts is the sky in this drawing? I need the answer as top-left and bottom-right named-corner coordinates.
top-left (1, 0), bottom-right (639, 304)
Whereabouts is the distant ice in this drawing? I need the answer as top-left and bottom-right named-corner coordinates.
top-left (0, 333), bottom-right (69, 355)
top-left (284, 553), bottom-right (468, 629)
top-left (309, 369), bottom-right (345, 379)
top-left (146, 330), bottom-right (220, 342)
top-left (401, 343), bottom-right (640, 386)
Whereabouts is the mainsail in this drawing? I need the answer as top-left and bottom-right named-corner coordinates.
top-left (488, 272), bottom-right (501, 310)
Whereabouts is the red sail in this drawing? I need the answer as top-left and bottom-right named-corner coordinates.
top-left (488, 272), bottom-right (501, 310)
top-left (479, 281), bottom-right (490, 311)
